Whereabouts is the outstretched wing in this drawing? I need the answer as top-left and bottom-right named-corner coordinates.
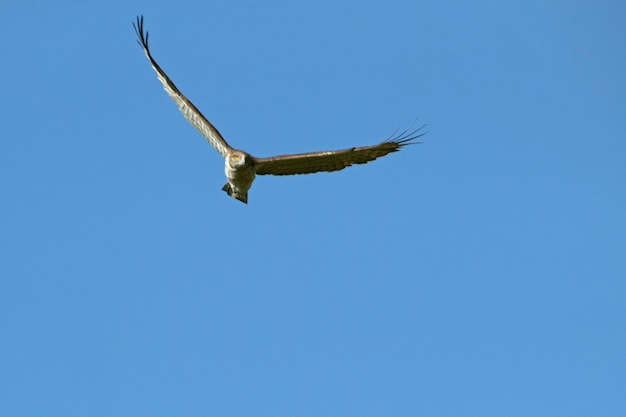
top-left (133, 15), bottom-right (232, 157)
top-left (253, 125), bottom-right (426, 176)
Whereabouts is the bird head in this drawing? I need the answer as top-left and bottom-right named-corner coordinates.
top-left (229, 151), bottom-right (252, 169)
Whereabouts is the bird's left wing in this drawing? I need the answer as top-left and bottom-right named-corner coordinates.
top-left (254, 125), bottom-right (426, 176)
top-left (133, 15), bottom-right (232, 157)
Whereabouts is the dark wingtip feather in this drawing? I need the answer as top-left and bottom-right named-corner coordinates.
top-left (133, 15), bottom-right (149, 50)
top-left (384, 122), bottom-right (428, 147)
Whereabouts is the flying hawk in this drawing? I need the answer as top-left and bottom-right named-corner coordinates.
top-left (133, 15), bottom-right (425, 204)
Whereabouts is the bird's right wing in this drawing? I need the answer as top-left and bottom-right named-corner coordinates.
top-left (133, 15), bottom-right (232, 157)
top-left (254, 125), bottom-right (426, 176)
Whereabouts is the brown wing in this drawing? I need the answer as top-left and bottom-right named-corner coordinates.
top-left (133, 15), bottom-right (232, 157)
top-left (253, 125), bottom-right (426, 176)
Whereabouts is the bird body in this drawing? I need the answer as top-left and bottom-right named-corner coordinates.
top-left (223, 151), bottom-right (256, 204)
top-left (133, 16), bottom-right (425, 204)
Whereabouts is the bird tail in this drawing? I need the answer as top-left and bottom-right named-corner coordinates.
top-left (221, 182), bottom-right (248, 204)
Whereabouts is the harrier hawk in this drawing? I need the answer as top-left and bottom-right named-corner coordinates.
top-left (133, 15), bottom-right (425, 204)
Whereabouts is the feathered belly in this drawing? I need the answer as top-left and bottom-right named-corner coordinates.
top-left (225, 165), bottom-right (256, 192)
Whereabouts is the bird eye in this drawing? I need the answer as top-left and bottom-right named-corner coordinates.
top-left (233, 155), bottom-right (240, 161)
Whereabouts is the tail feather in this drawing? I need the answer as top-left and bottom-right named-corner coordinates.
top-left (221, 182), bottom-right (248, 204)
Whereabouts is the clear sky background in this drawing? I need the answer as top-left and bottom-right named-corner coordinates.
top-left (1, 1), bottom-right (625, 416)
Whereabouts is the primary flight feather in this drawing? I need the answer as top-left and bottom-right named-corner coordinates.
top-left (133, 15), bottom-right (426, 204)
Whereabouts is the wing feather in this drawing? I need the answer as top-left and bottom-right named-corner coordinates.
top-left (133, 15), bottom-right (232, 157)
top-left (253, 125), bottom-right (426, 176)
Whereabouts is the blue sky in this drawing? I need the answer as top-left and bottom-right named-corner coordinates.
top-left (1, 1), bottom-right (625, 416)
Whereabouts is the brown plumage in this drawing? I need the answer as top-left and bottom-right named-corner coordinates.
top-left (133, 15), bottom-right (426, 204)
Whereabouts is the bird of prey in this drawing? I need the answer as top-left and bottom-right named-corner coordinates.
top-left (133, 15), bottom-right (425, 204)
